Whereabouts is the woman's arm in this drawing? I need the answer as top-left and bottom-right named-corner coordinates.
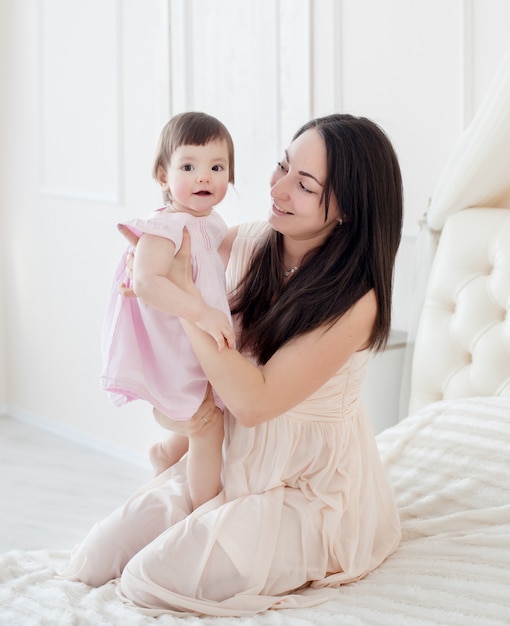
top-left (180, 292), bottom-right (376, 426)
top-left (170, 228), bottom-right (376, 426)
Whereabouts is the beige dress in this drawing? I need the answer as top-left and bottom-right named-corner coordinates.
top-left (61, 221), bottom-right (401, 617)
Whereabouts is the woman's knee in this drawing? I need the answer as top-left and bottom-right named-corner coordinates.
top-left (119, 558), bottom-right (146, 605)
top-left (119, 535), bottom-right (248, 607)
top-left (119, 549), bottom-right (169, 608)
top-left (60, 527), bottom-right (129, 587)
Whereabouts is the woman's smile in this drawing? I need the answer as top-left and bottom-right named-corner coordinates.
top-left (271, 200), bottom-right (294, 216)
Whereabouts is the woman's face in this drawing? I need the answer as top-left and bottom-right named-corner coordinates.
top-left (268, 128), bottom-right (341, 241)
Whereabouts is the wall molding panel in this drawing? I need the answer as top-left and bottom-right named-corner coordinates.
top-left (5, 1), bottom-right (510, 453)
top-left (169, 0), bottom-right (192, 114)
top-left (310, 0), bottom-right (343, 116)
top-left (272, 0), bottom-right (283, 159)
top-left (275, 0), bottom-right (312, 146)
top-left (461, 0), bottom-right (474, 130)
top-left (37, 0), bottom-right (124, 204)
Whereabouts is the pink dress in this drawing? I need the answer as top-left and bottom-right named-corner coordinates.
top-left (100, 208), bottom-right (231, 419)
top-left (62, 221), bottom-right (401, 616)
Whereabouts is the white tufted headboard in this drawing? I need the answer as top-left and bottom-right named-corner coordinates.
top-left (408, 207), bottom-right (510, 415)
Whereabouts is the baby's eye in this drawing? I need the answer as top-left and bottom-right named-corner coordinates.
top-left (181, 164), bottom-right (194, 172)
top-left (212, 164), bottom-right (224, 172)
top-left (277, 161), bottom-right (288, 172)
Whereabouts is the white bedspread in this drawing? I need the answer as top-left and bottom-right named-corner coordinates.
top-left (2, 396), bottom-right (510, 625)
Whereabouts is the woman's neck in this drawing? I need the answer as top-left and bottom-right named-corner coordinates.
top-left (282, 237), bottom-right (317, 269)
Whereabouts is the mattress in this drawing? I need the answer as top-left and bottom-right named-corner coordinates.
top-left (1, 396), bottom-right (509, 625)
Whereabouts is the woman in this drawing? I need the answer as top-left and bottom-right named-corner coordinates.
top-left (62, 113), bottom-right (403, 617)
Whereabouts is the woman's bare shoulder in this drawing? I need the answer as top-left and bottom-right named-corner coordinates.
top-left (218, 225), bottom-right (240, 267)
top-left (219, 221), bottom-right (270, 268)
top-left (340, 289), bottom-right (377, 351)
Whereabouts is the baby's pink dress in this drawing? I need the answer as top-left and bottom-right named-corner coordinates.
top-left (100, 208), bottom-right (231, 419)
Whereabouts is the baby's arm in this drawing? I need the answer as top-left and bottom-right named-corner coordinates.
top-left (133, 233), bottom-right (234, 350)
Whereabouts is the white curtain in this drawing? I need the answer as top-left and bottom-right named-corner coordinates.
top-left (400, 43), bottom-right (510, 417)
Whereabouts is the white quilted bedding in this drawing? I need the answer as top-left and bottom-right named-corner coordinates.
top-left (1, 396), bottom-right (509, 626)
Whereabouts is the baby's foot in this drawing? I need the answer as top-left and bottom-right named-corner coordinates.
top-left (149, 442), bottom-right (175, 476)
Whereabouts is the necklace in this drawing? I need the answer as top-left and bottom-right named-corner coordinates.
top-left (284, 265), bottom-right (300, 277)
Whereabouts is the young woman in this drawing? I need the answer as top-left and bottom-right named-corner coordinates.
top-left (62, 113), bottom-right (403, 618)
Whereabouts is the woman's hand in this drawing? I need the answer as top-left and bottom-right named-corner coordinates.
top-left (171, 230), bottom-right (235, 349)
top-left (152, 384), bottom-right (223, 439)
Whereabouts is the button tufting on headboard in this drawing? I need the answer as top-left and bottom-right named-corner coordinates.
top-left (408, 208), bottom-right (510, 414)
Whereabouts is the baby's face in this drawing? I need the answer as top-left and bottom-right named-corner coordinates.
top-left (160, 140), bottom-right (230, 216)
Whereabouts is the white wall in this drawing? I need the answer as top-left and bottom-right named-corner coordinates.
top-left (1, 0), bottom-right (509, 461)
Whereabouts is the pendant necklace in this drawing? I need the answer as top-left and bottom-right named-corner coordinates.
top-left (284, 265), bottom-right (300, 277)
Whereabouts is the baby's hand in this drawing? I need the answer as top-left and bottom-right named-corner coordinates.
top-left (117, 223), bottom-right (138, 297)
top-left (196, 307), bottom-right (235, 351)
top-left (118, 224), bottom-right (140, 247)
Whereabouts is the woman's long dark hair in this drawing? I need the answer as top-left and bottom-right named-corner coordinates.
top-left (230, 114), bottom-right (403, 365)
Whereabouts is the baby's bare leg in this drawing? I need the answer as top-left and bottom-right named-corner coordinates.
top-left (149, 433), bottom-right (188, 475)
top-left (187, 405), bottom-right (224, 510)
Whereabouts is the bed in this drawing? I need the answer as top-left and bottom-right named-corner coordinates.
top-left (1, 207), bottom-right (510, 625)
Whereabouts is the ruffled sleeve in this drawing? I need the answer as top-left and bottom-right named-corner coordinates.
top-left (119, 210), bottom-right (191, 250)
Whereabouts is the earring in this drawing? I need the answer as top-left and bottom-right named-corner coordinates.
top-left (338, 218), bottom-right (343, 226)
